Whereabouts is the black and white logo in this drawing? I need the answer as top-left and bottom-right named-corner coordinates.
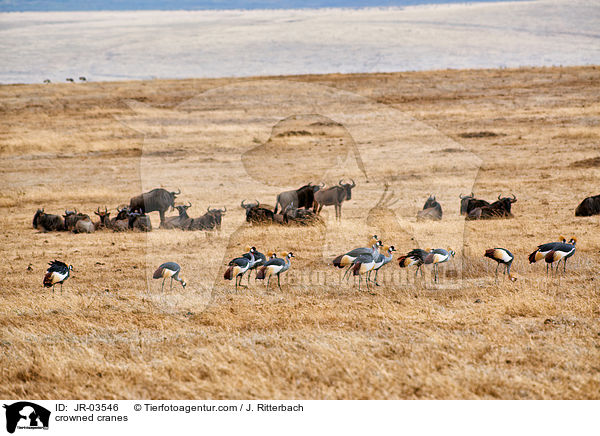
top-left (3, 402), bottom-right (50, 434)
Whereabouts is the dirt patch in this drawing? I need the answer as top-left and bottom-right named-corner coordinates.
top-left (458, 131), bottom-right (505, 138)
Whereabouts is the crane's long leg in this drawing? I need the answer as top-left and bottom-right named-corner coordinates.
top-left (170, 277), bottom-right (173, 291)
top-left (342, 265), bottom-right (352, 281)
top-left (495, 263), bottom-right (499, 284)
top-left (161, 278), bottom-right (165, 292)
top-left (277, 274), bottom-right (282, 291)
top-left (266, 276), bottom-right (271, 291)
top-left (373, 270), bottom-right (380, 286)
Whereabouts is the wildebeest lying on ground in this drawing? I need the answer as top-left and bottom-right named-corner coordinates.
top-left (129, 188), bottom-right (180, 225)
top-left (63, 210), bottom-right (91, 231)
top-left (417, 195), bottom-right (442, 221)
top-left (313, 179), bottom-right (356, 221)
top-left (242, 200), bottom-right (275, 224)
top-left (163, 203), bottom-right (192, 229)
top-left (459, 193), bottom-right (490, 216)
top-left (187, 207), bottom-right (225, 231)
top-left (33, 209), bottom-right (65, 232)
top-left (274, 183), bottom-right (323, 214)
top-left (466, 194), bottom-right (517, 220)
top-left (282, 203), bottom-right (323, 225)
top-left (575, 194), bottom-right (600, 216)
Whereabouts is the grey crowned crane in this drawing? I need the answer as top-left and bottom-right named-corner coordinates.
top-left (43, 260), bottom-right (73, 292)
top-left (544, 238), bottom-right (577, 276)
top-left (350, 249), bottom-right (380, 291)
top-left (369, 245), bottom-right (396, 286)
top-left (256, 252), bottom-right (294, 291)
top-left (528, 236), bottom-right (571, 275)
top-left (224, 247), bottom-right (256, 290)
top-left (242, 246), bottom-right (266, 284)
top-left (398, 248), bottom-right (429, 282)
top-left (153, 262), bottom-right (186, 291)
top-left (332, 235), bottom-right (381, 280)
top-left (424, 248), bottom-right (455, 283)
top-left (484, 248), bottom-right (516, 283)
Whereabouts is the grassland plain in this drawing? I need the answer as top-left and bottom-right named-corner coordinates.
top-left (1, 66), bottom-right (599, 399)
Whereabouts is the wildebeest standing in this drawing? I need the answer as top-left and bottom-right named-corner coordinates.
top-left (575, 194), bottom-right (600, 216)
top-left (313, 179), bottom-right (356, 221)
top-left (466, 194), bottom-right (517, 220)
top-left (417, 195), bottom-right (442, 221)
top-left (273, 183), bottom-right (323, 214)
top-left (459, 193), bottom-right (490, 216)
top-left (33, 209), bottom-right (64, 232)
top-left (241, 200), bottom-right (275, 224)
top-left (129, 188), bottom-right (180, 226)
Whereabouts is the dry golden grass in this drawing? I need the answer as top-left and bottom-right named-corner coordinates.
top-left (1, 66), bottom-right (600, 399)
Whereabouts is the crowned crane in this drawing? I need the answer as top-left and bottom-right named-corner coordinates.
top-left (544, 238), bottom-right (577, 276)
top-left (369, 245), bottom-right (396, 286)
top-left (224, 247), bottom-right (256, 290)
top-left (484, 248), bottom-right (516, 283)
top-left (424, 248), bottom-right (455, 283)
top-left (153, 262), bottom-right (186, 291)
top-left (332, 235), bottom-right (381, 280)
top-left (242, 246), bottom-right (266, 284)
top-left (350, 249), bottom-right (379, 291)
top-left (398, 248), bottom-right (429, 282)
top-left (43, 260), bottom-right (73, 292)
top-left (528, 236), bottom-right (569, 275)
top-left (256, 252), bottom-right (294, 291)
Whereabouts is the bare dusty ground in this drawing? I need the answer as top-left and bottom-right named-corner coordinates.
top-left (1, 66), bottom-right (600, 399)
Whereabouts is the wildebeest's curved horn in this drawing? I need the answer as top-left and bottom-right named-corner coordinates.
top-left (255, 199), bottom-right (260, 207)
top-left (96, 207), bottom-right (100, 214)
top-left (339, 179), bottom-right (344, 186)
top-left (319, 182), bottom-right (325, 188)
top-left (207, 206), bottom-right (211, 212)
top-left (186, 202), bottom-right (192, 208)
top-left (350, 179), bottom-right (355, 187)
top-left (65, 209), bottom-right (68, 215)
top-left (173, 188), bottom-right (181, 196)
top-left (221, 206), bottom-right (227, 212)
top-left (459, 193), bottom-right (468, 199)
top-left (498, 194), bottom-right (502, 200)
top-left (511, 193), bottom-right (516, 201)
top-left (104, 206), bottom-right (108, 213)
top-left (241, 199), bottom-right (248, 208)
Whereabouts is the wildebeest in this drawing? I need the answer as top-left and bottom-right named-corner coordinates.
top-left (187, 209), bottom-right (220, 231)
top-left (459, 193), bottom-right (490, 216)
top-left (282, 203), bottom-right (322, 225)
top-left (63, 210), bottom-right (91, 231)
top-left (575, 194), bottom-right (600, 216)
top-left (274, 183), bottom-right (323, 214)
top-left (313, 179), bottom-right (356, 221)
top-left (163, 203), bottom-right (192, 229)
top-left (74, 217), bottom-right (95, 233)
top-left (33, 209), bottom-right (64, 232)
top-left (109, 207), bottom-right (130, 231)
top-left (129, 211), bottom-right (152, 231)
top-left (94, 207), bottom-right (110, 229)
top-left (241, 200), bottom-right (274, 224)
top-left (417, 195), bottom-right (442, 221)
top-left (129, 188), bottom-right (180, 225)
top-left (466, 194), bottom-right (517, 220)
top-left (205, 206), bottom-right (226, 231)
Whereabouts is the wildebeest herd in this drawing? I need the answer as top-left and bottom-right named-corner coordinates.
top-left (32, 188), bottom-right (224, 234)
top-left (35, 182), bottom-right (597, 291)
